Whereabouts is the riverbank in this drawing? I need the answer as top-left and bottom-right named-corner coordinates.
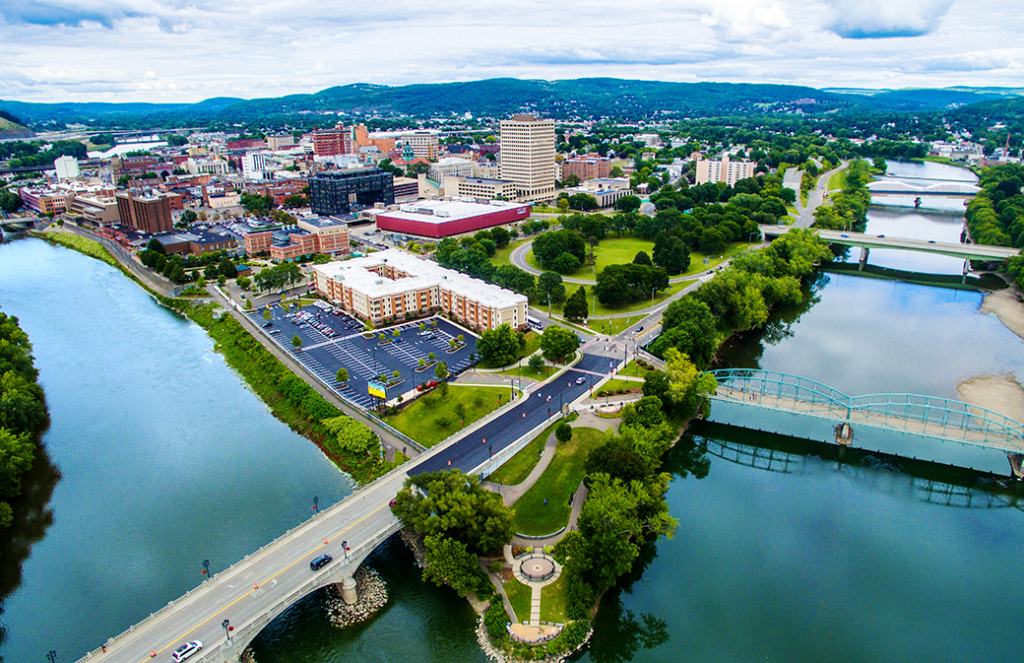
top-left (956, 373), bottom-right (1024, 423)
top-left (982, 286), bottom-right (1024, 342)
top-left (20, 234), bottom-right (393, 484)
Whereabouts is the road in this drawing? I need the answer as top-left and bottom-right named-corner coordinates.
top-left (769, 227), bottom-right (1018, 261)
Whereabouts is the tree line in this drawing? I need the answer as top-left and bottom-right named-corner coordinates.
top-left (0, 312), bottom-right (49, 529)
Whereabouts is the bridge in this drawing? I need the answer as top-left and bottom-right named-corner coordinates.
top-left (0, 216), bottom-right (36, 234)
top-left (866, 180), bottom-right (980, 198)
top-left (74, 349), bottom-right (619, 663)
top-left (761, 226), bottom-right (1019, 262)
top-left (705, 369), bottom-right (1024, 476)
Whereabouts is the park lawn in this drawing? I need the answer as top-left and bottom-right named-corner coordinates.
top-left (596, 378), bottom-right (644, 395)
top-left (384, 385), bottom-right (513, 447)
top-left (478, 331), bottom-right (541, 369)
top-left (496, 363), bottom-right (551, 382)
top-left (503, 578), bottom-right (533, 624)
top-left (488, 418), bottom-right (566, 485)
top-left (491, 238), bottom-right (530, 267)
top-left (512, 427), bottom-right (606, 536)
top-left (525, 236), bottom-right (656, 279)
top-left (677, 242), bottom-right (750, 278)
top-left (620, 359), bottom-right (654, 378)
top-left (826, 170), bottom-right (847, 192)
top-left (547, 280), bottom-right (693, 323)
top-left (540, 574), bottom-right (568, 624)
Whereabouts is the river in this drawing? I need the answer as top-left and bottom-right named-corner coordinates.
top-left (6, 157), bottom-right (1024, 662)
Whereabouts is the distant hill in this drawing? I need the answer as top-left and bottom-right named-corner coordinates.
top-left (3, 79), bottom-right (1023, 129)
top-left (0, 110), bottom-right (33, 139)
top-left (824, 87), bottom-right (1024, 111)
top-left (946, 96), bottom-right (1024, 135)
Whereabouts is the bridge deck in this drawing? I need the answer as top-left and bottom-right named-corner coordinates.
top-left (715, 386), bottom-right (1024, 453)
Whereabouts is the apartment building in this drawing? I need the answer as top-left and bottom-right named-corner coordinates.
top-left (115, 189), bottom-right (176, 234)
top-left (313, 249), bottom-right (527, 330)
top-left (17, 187), bottom-right (67, 215)
top-left (313, 127), bottom-right (354, 157)
top-left (695, 156), bottom-right (757, 187)
top-left (561, 156), bottom-right (611, 182)
top-left (499, 114), bottom-right (556, 203)
top-left (242, 217), bottom-right (349, 261)
top-left (404, 131), bottom-right (440, 160)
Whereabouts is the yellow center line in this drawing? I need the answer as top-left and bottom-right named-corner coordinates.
top-left (136, 502), bottom-right (390, 663)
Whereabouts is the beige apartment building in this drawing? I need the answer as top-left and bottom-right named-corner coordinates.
top-left (499, 114), bottom-right (556, 203)
top-left (695, 156), bottom-right (757, 187)
top-left (313, 249), bottom-right (528, 330)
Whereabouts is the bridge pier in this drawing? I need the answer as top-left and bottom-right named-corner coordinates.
top-left (858, 247), bottom-right (870, 271)
top-left (962, 259), bottom-right (970, 285)
top-left (338, 576), bottom-right (358, 605)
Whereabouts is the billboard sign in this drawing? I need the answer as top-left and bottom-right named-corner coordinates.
top-left (368, 380), bottom-right (388, 399)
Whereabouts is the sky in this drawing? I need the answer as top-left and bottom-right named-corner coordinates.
top-left (1, 0), bottom-right (1022, 104)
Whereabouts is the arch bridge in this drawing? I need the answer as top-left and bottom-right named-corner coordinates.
top-left (706, 369), bottom-right (1024, 474)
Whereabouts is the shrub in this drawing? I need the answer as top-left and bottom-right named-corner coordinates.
top-left (489, 560), bottom-right (504, 574)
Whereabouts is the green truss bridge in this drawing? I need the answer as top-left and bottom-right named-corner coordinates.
top-left (704, 369), bottom-right (1024, 477)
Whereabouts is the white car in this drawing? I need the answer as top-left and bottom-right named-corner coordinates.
top-left (172, 641), bottom-right (203, 662)
top-left (575, 376), bottom-right (586, 385)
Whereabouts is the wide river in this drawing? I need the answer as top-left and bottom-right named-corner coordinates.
top-left (4, 158), bottom-right (1024, 662)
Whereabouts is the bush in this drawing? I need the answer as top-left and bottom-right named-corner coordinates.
top-left (489, 560), bottom-right (504, 573)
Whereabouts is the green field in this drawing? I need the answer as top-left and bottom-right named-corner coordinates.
top-left (596, 378), bottom-right (644, 395)
top-left (540, 574), bottom-right (568, 623)
top-left (384, 385), bottom-right (513, 447)
top-left (503, 578), bottom-right (532, 623)
top-left (496, 362), bottom-right (552, 382)
top-left (619, 359), bottom-right (655, 378)
top-left (512, 427), bottom-right (606, 536)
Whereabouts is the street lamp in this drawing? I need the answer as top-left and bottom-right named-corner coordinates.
top-left (313, 495), bottom-right (319, 515)
top-left (651, 287), bottom-right (655, 308)
top-left (222, 619), bottom-right (231, 640)
top-left (202, 559), bottom-right (210, 579)
top-left (47, 651), bottom-right (57, 663)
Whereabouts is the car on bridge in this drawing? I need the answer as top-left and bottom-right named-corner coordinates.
top-left (309, 554), bottom-right (332, 571)
top-left (576, 376), bottom-right (587, 385)
top-left (172, 641), bottom-right (203, 662)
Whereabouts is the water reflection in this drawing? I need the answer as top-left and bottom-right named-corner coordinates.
top-left (0, 443), bottom-right (60, 654)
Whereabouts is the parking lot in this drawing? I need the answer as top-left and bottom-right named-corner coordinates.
top-left (248, 301), bottom-right (479, 411)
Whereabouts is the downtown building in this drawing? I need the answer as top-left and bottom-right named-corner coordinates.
top-left (243, 217), bottom-right (350, 262)
top-left (313, 248), bottom-right (527, 330)
top-left (695, 156), bottom-right (757, 187)
top-left (499, 114), bottom-right (556, 203)
top-left (115, 189), bottom-right (179, 234)
top-left (375, 199), bottom-right (530, 238)
top-left (308, 167), bottom-right (395, 216)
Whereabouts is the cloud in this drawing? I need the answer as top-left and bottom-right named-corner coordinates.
top-left (0, 1), bottom-right (145, 28)
top-left (823, 0), bottom-right (954, 39)
top-left (700, 1), bottom-right (793, 43)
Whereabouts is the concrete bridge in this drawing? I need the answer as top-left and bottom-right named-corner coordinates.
top-left (705, 369), bottom-right (1024, 476)
top-left (761, 226), bottom-right (1019, 262)
top-left (866, 180), bottom-right (980, 198)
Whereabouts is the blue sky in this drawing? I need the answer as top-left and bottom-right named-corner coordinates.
top-left (1, 0), bottom-right (1021, 103)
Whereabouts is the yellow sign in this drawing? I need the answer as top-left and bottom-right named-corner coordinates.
top-left (368, 381), bottom-right (387, 399)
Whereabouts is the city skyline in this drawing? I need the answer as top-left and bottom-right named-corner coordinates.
top-left (1, 0), bottom-right (1022, 104)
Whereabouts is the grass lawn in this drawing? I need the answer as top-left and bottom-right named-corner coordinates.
top-left (591, 316), bottom-right (647, 336)
top-left (503, 578), bottom-right (533, 624)
top-left (596, 378), bottom-right (644, 395)
top-left (540, 574), bottom-right (568, 624)
top-left (488, 418), bottom-right (564, 485)
top-left (826, 170), bottom-right (847, 192)
top-left (547, 280), bottom-right (694, 324)
top-left (525, 236), bottom-right (656, 279)
top-left (491, 238), bottom-right (530, 267)
top-left (620, 359), bottom-right (655, 378)
top-left (496, 362), bottom-right (552, 382)
top-left (512, 427), bottom-right (606, 536)
top-left (384, 385), bottom-right (513, 447)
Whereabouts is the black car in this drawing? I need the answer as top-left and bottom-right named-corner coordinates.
top-left (310, 554), bottom-right (332, 571)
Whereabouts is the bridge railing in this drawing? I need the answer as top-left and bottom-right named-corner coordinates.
top-left (706, 369), bottom-right (1024, 450)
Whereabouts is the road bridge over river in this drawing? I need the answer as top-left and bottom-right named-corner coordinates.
top-left (75, 349), bottom-right (619, 663)
top-left (706, 369), bottom-right (1024, 476)
top-left (762, 226), bottom-right (1018, 262)
top-left (866, 179), bottom-right (979, 198)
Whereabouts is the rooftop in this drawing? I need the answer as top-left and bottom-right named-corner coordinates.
top-left (379, 198), bottom-right (528, 225)
top-left (315, 249), bottom-right (527, 308)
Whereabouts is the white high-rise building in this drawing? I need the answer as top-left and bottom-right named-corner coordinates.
top-left (54, 155), bottom-right (80, 181)
top-left (695, 156), bottom-right (756, 187)
top-left (241, 152), bottom-right (268, 181)
top-left (499, 114), bottom-right (556, 203)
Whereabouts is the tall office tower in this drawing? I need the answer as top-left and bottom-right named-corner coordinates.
top-left (499, 114), bottom-right (556, 203)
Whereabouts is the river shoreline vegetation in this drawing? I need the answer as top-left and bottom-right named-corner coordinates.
top-left (0, 310), bottom-right (51, 662)
top-left (811, 160), bottom-right (872, 231)
top-left (25, 234), bottom-right (392, 484)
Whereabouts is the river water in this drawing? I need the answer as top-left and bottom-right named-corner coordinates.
top-left (5, 157), bottom-right (1024, 662)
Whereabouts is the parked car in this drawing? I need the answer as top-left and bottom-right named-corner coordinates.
top-left (310, 554), bottom-right (332, 571)
top-left (172, 641), bottom-right (203, 662)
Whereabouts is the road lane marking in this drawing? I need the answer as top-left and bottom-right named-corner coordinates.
top-left (136, 502), bottom-right (392, 663)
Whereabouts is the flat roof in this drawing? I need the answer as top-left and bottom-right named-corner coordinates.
top-left (314, 249), bottom-right (527, 308)
top-left (379, 199), bottom-right (527, 225)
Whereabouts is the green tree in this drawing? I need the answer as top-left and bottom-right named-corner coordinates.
top-left (563, 286), bottom-right (590, 321)
top-left (477, 323), bottom-right (520, 367)
top-left (555, 421), bottom-right (573, 444)
top-left (454, 402), bottom-right (467, 424)
top-left (322, 415), bottom-right (379, 457)
top-left (662, 348), bottom-right (718, 419)
top-left (613, 195), bottom-right (642, 213)
top-left (422, 534), bottom-right (484, 597)
top-left (536, 272), bottom-right (566, 306)
top-left (263, 308), bottom-right (272, 321)
top-left (435, 361), bottom-right (449, 381)
top-left (540, 326), bottom-right (580, 362)
top-left (427, 351), bottom-right (436, 362)
top-left (336, 368), bottom-right (349, 383)
top-left (292, 334), bottom-right (302, 348)
top-left (528, 354), bottom-right (545, 373)
top-left (392, 469), bottom-right (514, 553)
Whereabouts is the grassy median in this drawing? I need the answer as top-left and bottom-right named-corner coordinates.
top-left (384, 384), bottom-right (514, 447)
